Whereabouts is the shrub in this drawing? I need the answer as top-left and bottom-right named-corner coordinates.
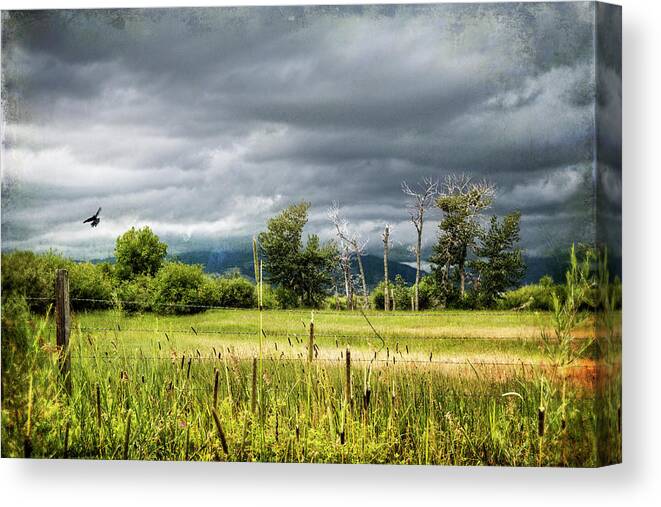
top-left (201, 275), bottom-right (256, 308)
top-left (113, 275), bottom-right (153, 314)
top-left (150, 262), bottom-right (206, 314)
top-left (497, 282), bottom-right (556, 311)
top-left (1, 251), bottom-right (70, 313)
top-left (69, 262), bottom-right (114, 311)
top-left (371, 276), bottom-right (413, 311)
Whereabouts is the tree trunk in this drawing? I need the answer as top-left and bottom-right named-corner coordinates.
top-left (355, 253), bottom-right (369, 309)
top-left (459, 261), bottom-right (465, 298)
top-left (415, 229), bottom-right (422, 311)
top-left (383, 226), bottom-right (390, 311)
top-left (342, 256), bottom-right (354, 311)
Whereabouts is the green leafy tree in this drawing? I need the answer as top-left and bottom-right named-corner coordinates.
top-left (114, 226), bottom-right (167, 281)
top-left (430, 175), bottom-right (495, 299)
top-left (258, 202), bottom-right (337, 307)
top-left (471, 212), bottom-right (526, 306)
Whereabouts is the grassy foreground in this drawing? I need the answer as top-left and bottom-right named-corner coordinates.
top-left (2, 305), bottom-right (621, 465)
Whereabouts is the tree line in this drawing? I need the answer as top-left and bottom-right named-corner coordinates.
top-left (258, 174), bottom-right (526, 310)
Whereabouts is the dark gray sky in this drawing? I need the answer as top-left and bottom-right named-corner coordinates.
top-left (1, 3), bottom-right (621, 261)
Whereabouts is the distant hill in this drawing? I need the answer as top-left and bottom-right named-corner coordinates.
top-left (175, 250), bottom-right (420, 288)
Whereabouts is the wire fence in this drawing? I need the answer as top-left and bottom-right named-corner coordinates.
top-left (24, 296), bottom-right (545, 317)
top-left (28, 291), bottom-right (600, 374)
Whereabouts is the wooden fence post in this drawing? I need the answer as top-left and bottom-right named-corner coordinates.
top-left (308, 311), bottom-right (315, 363)
top-left (55, 269), bottom-right (71, 392)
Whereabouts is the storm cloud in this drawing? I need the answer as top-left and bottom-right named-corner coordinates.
top-left (1, 4), bottom-right (620, 261)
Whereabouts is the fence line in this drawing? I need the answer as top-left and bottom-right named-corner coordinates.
top-left (24, 296), bottom-right (545, 317)
top-left (69, 353), bottom-right (594, 369)
top-left (53, 325), bottom-right (563, 342)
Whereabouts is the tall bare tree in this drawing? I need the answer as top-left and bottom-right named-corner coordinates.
top-left (401, 177), bottom-right (438, 311)
top-left (382, 225), bottom-right (391, 311)
top-left (327, 203), bottom-right (369, 308)
top-left (433, 174), bottom-right (496, 298)
top-left (327, 202), bottom-right (369, 309)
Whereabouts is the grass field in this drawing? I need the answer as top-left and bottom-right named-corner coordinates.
top-left (1, 305), bottom-right (622, 465)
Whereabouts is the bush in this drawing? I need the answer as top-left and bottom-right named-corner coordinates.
top-left (497, 283), bottom-right (556, 311)
top-left (69, 262), bottom-right (114, 311)
top-left (1, 251), bottom-right (70, 313)
top-left (371, 275), bottom-right (413, 311)
top-left (150, 262), bottom-right (206, 315)
top-left (201, 275), bottom-right (256, 308)
top-left (113, 275), bottom-right (153, 314)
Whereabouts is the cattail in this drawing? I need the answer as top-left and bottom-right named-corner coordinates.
top-left (538, 406), bottom-right (545, 437)
top-left (123, 410), bottom-right (132, 460)
top-left (213, 369), bottom-right (219, 408)
top-left (275, 412), bottom-right (279, 442)
top-left (96, 383), bottom-right (101, 428)
top-left (212, 408), bottom-right (229, 455)
top-left (158, 341), bottom-right (161, 350)
top-left (363, 387), bottom-right (371, 410)
top-left (406, 345), bottom-right (409, 355)
top-left (180, 354), bottom-right (185, 370)
top-left (617, 405), bottom-right (622, 434)
top-left (288, 337), bottom-right (292, 347)
top-left (187, 357), bottom-right (192, 379)
top-left (308, 316), bottom-right (315, 363)
top-left (429, 351), bottom-right (433, 362)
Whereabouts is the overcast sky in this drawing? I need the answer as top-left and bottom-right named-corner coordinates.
top-left (1, 3), bottom-right (621, 261)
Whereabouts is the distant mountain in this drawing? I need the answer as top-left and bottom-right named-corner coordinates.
top-left (174, 250), bottom-right (420, 288)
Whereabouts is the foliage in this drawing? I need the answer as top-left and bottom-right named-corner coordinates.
top-left (1, 251), bottom-right (69, 312)
top-left (113, 275), bottom-right (154, 314)
top-left (430, 178), bottom-right (494, 298)
top-left (114, 226), bottom-right (167, 281)
top-left (541, 245), bottom-right (595, 367)
top-left (69, 262), bottom-right (114, 311)
top-left (1, 251), bottom-right (115, 312)
top-left (150, 262), bottom-right (206, 315)
top-left (258, 202), bottom-right (338, 307)
top-left (201, 274), bottom-right (256, 309)
top-left (372, 274), bottom-right (437, 310)
top-left (497, 282), bottom-right (557, 311)
top-left (471, 212), bottom-right (526, 307)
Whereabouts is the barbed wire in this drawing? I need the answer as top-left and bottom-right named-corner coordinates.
top-left (23, 296), bottom-right (552, 317)
top-left (70, 353), bottom-right (594, 369)
top-left (52, 325), bottom-right (563, 342)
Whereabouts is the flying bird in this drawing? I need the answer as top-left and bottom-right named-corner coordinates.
top-left (83, 207), bottom-right (102, 228)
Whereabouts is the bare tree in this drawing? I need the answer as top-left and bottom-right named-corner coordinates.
top-left (401, 177), bottom-right (438, 311)
top-left (382, 225), bottom-right (391, 311)
top-left (327, 202), bottom-right (369, 309)
top-left (434, 174), bottom-right (496, 298)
